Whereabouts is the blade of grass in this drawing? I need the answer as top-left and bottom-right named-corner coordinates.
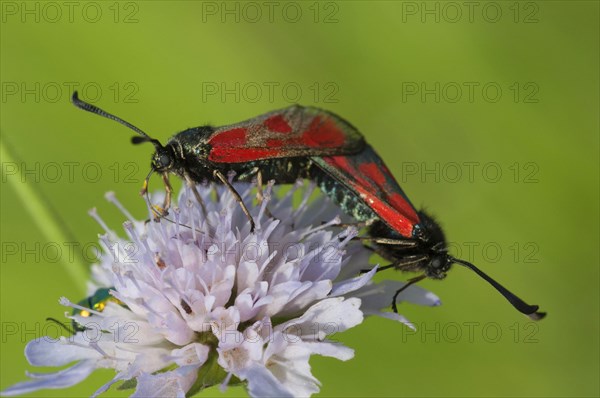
top-left (1, 136), bottom-right (88, 294)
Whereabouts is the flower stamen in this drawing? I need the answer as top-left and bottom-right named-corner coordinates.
top-left (59, 297), bottom-right (103, 316)
top-left (105, 191), bottom-right (136, 222)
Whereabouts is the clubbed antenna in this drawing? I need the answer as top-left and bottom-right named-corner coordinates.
top-left (450, 257), bottom-right (546, 321)
top-left (71, 91), bottom-right (162, 149)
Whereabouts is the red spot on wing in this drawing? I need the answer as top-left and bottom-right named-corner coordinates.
top-left (265, 138), bottom-right (284, 147)
top-left (208, 128), bottom-right (247, 146)
top-left (209, 148), bottom-right (280, 163)
top-left (303, 117), bottom-right (346, 148)
top-left (264, 115), bottom-right (292, 134)
top-left (359, 163), bottom-right (386, 187)
top-left (327, 156), bottom-right (369, 187)
top-left (327, 155), bottom-right (350, 169)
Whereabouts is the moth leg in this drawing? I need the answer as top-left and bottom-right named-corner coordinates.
top-left (392, 274), bottom-right (427, 313)
top-left (355, 237), bottom-right (420, 273)
top-left (140, 171), bottom-right (159, 221)
top-left (354, 237), bottom-right (419, 247)
top-left (255, 168), bottom-right (265, 204)
top-left (184, 173), bottom-right (208, 218)
top-left (360, 254), bottom-right (427, 274)
top-left (140, 172), bottom-right (150, 197)
top-left (328, 220), bottom-right (373, 229)
top-left (255, 169), bottom-right (276, 220)
top-left (149, 173), bottom-right (173, 221)
top-left (236, 166), bottom-right (259, 181)
top-left (213, 169), bottom-right (256, 233)
top-left (236, 165), bottom-right (268, 207)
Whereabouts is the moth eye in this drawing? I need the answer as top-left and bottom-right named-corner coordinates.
top-left (159, 154), bottom-right (171, 167)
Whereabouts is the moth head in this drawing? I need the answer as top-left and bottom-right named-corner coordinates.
top-left (424, 251), bottom-right (452, 279)
top-left (150, 145), bottom-right (176, 173)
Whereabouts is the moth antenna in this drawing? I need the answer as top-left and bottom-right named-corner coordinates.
top-left (449, 256), bottom-right (546, 321)
top-left (71, 91), bottom-right (162, 149)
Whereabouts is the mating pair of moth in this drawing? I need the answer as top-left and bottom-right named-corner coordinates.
top-left (72, 92), bottom-right (545, 320)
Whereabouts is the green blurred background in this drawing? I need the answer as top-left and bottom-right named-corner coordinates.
top-left (1, 1), bottom-right (598, 397)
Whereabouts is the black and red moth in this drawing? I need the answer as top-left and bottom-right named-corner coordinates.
top-left (71, 92), bottom-right (365, 231)
top-left (72, 93), bottom-right (545, 320)
top-left (313, 148), bottom-right (546, 320)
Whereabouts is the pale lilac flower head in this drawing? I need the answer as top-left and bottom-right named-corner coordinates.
top-left (2, 181), bottom-right (440, 397)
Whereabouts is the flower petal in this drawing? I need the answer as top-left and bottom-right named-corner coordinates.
top-left (171, 343), bottom-right (210, 367)
top-left (91, 372), bottom-right (129, 398)
top-left (132, 365), bottom-right (198, 398)
top-left (260, 343), bottom-right (320, 397)
top-left (300, 341), bottom-right (355, 361)
top-left (243, 364), bottom-right (294, 398)
top-left (329, 266), bottom-right (378, 297)
top-left (375, 311), bottom-right (415, 329)
top-left (277, 297), bottom-right (363, 340)
top-left (1, 360), bottom-right (96, 396)
top-left (25, 337), bottom-right (101, 367)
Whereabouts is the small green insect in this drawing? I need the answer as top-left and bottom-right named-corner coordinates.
top-left (72, 287), bottom-right (125, 331)
top-left (74, 287), bottom-right (121, 316)
top-left (48, 288), bottom-right (124, 334)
